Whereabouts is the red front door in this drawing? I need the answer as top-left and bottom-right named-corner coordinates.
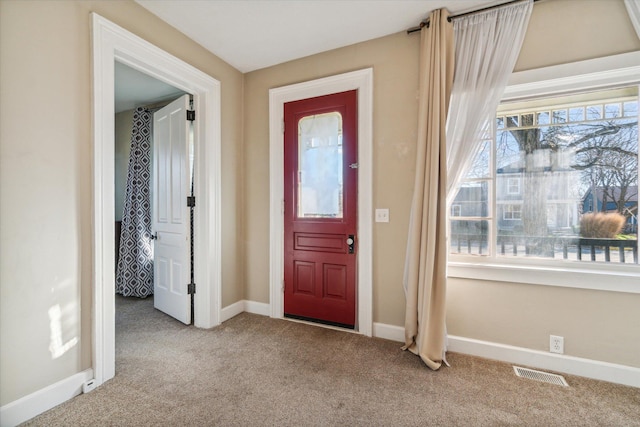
top-left (284, 90), bottom-right (358, 328)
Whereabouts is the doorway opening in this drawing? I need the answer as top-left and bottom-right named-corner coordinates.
top-left (115, 64), bottom-right (196, 324)
top-left (92, 13), bottom-right (222, 387)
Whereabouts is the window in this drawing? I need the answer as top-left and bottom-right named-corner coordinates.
top-left (451, 204), bottom-right (462, 217)
top-left (507, 178), bottom-right (520, 194)
top-left (503, 204), bottom-right (522, 220)
top-left (448, 52), bottom-right (640, 292)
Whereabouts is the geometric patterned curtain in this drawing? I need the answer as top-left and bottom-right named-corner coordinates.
top-left (116, 107), bottom-right (154, 297)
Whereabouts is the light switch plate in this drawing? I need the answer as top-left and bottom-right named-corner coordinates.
top-left (375, 208), bottom-right (389, 223)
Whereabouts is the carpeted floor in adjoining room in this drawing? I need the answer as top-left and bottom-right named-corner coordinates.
top-left (25, 295), bottom-right (640, 426)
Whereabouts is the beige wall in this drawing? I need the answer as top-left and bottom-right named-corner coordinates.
top-left (0, 0), bottom-right (244, 405)
top-left (243, 0), bottom-right (640, 368)
top-left (514, 0), bottom-right (640, 71)
top-left (244, 31), bottom-right (419, 326)
top-left (1, 0), bottom-right (639, 410)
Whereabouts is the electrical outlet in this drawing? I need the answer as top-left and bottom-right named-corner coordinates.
top-left (83, 379), bottom-right (96, 393)
top-left (550, 335), bottom-right (564, 354)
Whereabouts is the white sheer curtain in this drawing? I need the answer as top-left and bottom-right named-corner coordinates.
top-left (624, 0), bottom-right (640, 40)
top-left (446, 0), bottom-right (534, 206)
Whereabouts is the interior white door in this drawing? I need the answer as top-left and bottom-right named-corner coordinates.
top-left (153, 94), bottom-right (192, 324)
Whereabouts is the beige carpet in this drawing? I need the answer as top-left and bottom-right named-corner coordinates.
top-left (25, 295), bottom-right (640, 426)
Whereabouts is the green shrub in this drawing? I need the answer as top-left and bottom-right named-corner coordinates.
top-left (580, 212), bottom-right (627, 238)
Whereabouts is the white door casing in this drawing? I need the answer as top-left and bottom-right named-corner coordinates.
top-left (153, 95), bottom-right (192, 324)
top-left (269, 69), bottom-right (374, 336)
top-left (92, 14), bottom-right (221, 387)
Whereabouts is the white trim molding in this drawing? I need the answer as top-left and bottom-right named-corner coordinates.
top-left (448, 335), bottom-right (640, 389)
top-left (450, 51), bottom-right (640, 294)
top-left (244, 300), bottom-right (271, 317)
top-left (504, 51), bottom-right (640, 101)
top-left (0, 369), bottom-right (93, 427)
top-left (220, 300), bottom-right (274, 323)
top-left (373, 322), bottom-right (405, 343)
top-left (91, 13), bottom-right (222, 388)
top-left (220, 300), bottom-right (245, 323)
top-left (624, 0), bottom-right (640, 40)
top-left (370, 321), bottom-right (640, 388)
top-left (268, 69), bottom-right (374, 336)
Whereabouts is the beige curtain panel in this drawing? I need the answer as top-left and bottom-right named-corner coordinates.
top-left (403, 8), bottom-right (454, 371)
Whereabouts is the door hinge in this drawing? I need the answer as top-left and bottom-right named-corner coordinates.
top-left (188, 283), bottom-right (196, 295)
top-left (349, 163), bottom-right (359, 169)
top-left (187, 110), bottom-right (196, 121)
top-left (187, 196), bottom-right (196, 207)
top-left (282, 280), bottom-right (285, 293)
top-left (282, 120), bottom-right (285, 133)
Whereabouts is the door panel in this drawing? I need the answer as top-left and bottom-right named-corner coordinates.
top-left (284, 90), bottom-right (357, 328)
top-left (153, 94), bottom-right (191, 325)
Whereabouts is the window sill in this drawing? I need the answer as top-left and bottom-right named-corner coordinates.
top-left (448, 259), bottom-right (640, 294)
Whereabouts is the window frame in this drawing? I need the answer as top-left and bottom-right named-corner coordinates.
top-left (448, 52), bottom-right (640, 294)
top-left (502, 204), bottom-right (522, 220)
top-left (507, 177), bottom-right (521, 195)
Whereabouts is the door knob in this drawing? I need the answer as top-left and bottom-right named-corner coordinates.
top-left (347, 235), bottom-right (355, 254)
top-left (150, 232), bottom-right (158, 240)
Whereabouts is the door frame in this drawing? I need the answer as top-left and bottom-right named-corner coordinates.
top-left (269, 69), bottom-right (373, 336)
top-left (92, 14), bottom-right (222, 387)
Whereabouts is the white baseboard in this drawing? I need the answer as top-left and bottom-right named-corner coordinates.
top-left (373, 322), bottom-right (405, 343)
top-left (220, 300), bottom-right (271, 323)
top-left (0, 368), bottom-right (93, 427)
top-left (447, 335), bottom-right (640, 388)
top-left (244, 300), bottom-right (270, 316)
top-left (370, 322), bottom-right (639, 388)
top-left (220, 300), bottom-right (245, 323)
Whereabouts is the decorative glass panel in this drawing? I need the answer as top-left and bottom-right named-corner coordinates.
top-left (586, 105), bottom-right (602, 120)
top-left (521, 113), bottom-right (534, 127)
top-left (537, 111), bottom-right (550, 125)
top-left (297, 112), bottom-right (343, 218)
top-left (552, 109), bottom-right (567, 123)
top-left (604, 103), bottom-right (622, 119)
top-left (568, 107), bottom-right (584, 122)
top-left (623, 101), bottom-right (638, 118)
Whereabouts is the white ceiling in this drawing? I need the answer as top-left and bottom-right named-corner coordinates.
top-left (135, 0), bottom-right (505, 73)
top-left (114, 62), bottom-right (186, 113)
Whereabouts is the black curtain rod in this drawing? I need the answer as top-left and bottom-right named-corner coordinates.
top-left (406, 0), bottom-right (539, 34)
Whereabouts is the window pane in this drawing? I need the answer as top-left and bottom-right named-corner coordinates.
top-left (604, 103), bottom-right (621, 119)
top-left (506, 115), bottom-right (519, 127)
top-left (495, 93), bottom-right (638, 263)
top-left (537, 111), bottom-right (550, 125)
top-left (451, 182), bottom-right (489, 217)
top-left (552, 109), bottom-right (567, 124)
top-left (297, 112), bottom-right (343, 218)
top-left (450, 220), bottom-right (490, 255)
top-left (624, 101), bottom-right (638, 118)
top-left (521, 113), bottom-right (534, 127)
top-left (569, 107), bottom-right (584, 122)
top-left (464, 140), bottom-right (491, 179)
top-left (586, 105), bottom-right (602, 120)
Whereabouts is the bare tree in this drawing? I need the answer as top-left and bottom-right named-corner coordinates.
top-left (500, 115), bottom-right (638, 254)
